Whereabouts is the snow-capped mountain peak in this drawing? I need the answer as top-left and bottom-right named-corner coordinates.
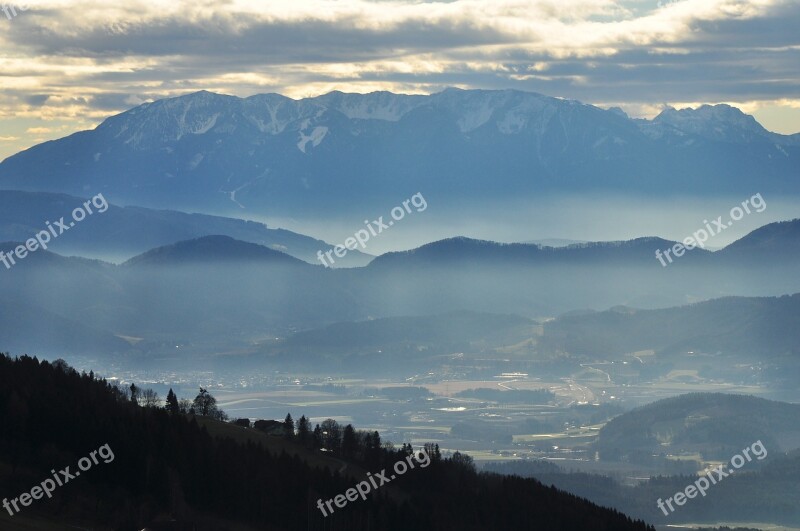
top-left (653, 103), bottom-right (773, 143)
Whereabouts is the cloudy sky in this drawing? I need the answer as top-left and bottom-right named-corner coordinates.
top-left (0, 0), bottom-right (798, 159)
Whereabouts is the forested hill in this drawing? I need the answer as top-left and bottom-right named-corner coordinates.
top-left (0, 354), bottom-right (654, 531)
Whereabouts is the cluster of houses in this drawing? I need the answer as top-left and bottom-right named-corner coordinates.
top-left (233, 418), bottom-right (286, 435)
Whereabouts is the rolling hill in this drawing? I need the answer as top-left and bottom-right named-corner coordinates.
top-left (0, 220), bottom-right (798, 365)
top-left (595, 393), bottom-right (800, 460)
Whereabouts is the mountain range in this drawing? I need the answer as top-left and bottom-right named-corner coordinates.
top-left (0, 89), bottom-right (797, 219)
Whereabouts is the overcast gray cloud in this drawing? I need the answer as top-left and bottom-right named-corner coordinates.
top-left (0, 0), bottom-right (798, 159)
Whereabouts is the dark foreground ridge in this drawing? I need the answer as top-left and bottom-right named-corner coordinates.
top-left (0, 354), bottom-right (654, 531)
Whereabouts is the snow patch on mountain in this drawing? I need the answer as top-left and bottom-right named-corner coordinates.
top-left (297, 126), bottom-right (329, 153)
top-left (189, 153), bottom-right (204, 169)
top-left (458, 106), bottom-right (493, 132)
top-left (192, 113), bottom-right (219, 135)
top-left (497, 110), bottom-right (527, 134)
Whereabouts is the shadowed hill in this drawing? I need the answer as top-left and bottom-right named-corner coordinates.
top-left (595, 393), bottom-right (800, 460)
top-left (122, 235), bottom-right (309, 267)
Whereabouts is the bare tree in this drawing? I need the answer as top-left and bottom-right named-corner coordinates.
top-left (178, 398), bottom-right (192, 414)
top-left (51, 359), bottom-right (72, 373)
top-left (141, 388), bottom-right (160, 408)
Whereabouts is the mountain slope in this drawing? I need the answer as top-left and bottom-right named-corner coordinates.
top-left (263, 311), bottom-right (538, 371)
top-left (0, 297), bottom-right (129, 356)
top-left (496, 439), bottom-right (800, 526)
top-left (285, 311), bottom-right (534, 348)
top-left (716, 218), bottom-right (800, 263)
top-left (595, 393), bottom-right (800, 460)
top-left (539, 293), bottom-right (800, 360)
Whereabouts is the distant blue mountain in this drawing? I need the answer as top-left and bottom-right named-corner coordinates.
top-left (122, 235), bottom-right (308, 267)
top-left (0, 89), bottom-right (796, 218)
top-left (0, 190), bottom-right (372, 266)
top-left (367, 235), bottom-right (701, 268)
